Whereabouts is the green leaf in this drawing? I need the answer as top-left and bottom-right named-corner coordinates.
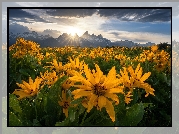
top-left (19, 69), bottom-right (30, 77)
top-left (119, 103), bottom-right (144, 126)
top-left (142, 103), bottom-right (153, 108)
top-left (69, 108), bottom-right (76, 122)
top-left (9, 111), bottom-right (23, 126)
top-left (9, 94), bottom-right (22, 113)
top-left (55, 118), bottom-right (70, 126)
top-left (79, 104), bottom-right (86, 115)
top-left (71, 98), bottom-right (84, 105)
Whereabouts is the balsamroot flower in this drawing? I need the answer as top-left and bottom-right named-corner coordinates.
top-left (68, 64), bottom-right (124, 122)
top-left (13, 77), bottom-right (42, 100)
top-left (120, 63), bottom-right (155, 97)
top-left (58, 90), bottom-right (71, 118)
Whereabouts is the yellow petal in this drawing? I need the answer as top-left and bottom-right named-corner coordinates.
top-left (73, 85), bottom-right (92, 90)
top-left (98, 96), bottom-right (106, 110)
top-left (106, 66), bottom-right (116, 81)
top-left (62, 90), bottom-right (66, 100)
top-left (12, 90), bottom-right (31, 100)
top-left (140, 72), bottom-right (151, 82)
top-left (105, 99), bottom-right (115, 122)
top-left (87, 94), bottom-right (97, 112)
top-left (73, 90), bottom-right (91, 99)
top-left (29, 77), bottom-right (33, 85)
top-left (127, 66), bottom-right (135, 78)
top-left (135, 63), bottom-right (141, 74)
top-left (16, 83), bottom-right (26, 90)
top-left (63, 108), bottom-right (68, 118)
top-left (109, 87), bottom-right (124, 94)
top-left (22, 81), bottom-right (31, 90)
top-left (94, 64), bottom-right (103, 83)
top-left (104, 79), bottom-right (122, 89)
top-left (105, 93), bottom-right (119, 105)
top-left (136, 67), bottom-right (143, 79)
top-left (84, 65), bottom-right (95, 85)
top-left (58, 101), bottom-right (63, 106)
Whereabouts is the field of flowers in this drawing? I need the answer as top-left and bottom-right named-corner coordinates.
top-left (8, 37), bottom-right (171, 126)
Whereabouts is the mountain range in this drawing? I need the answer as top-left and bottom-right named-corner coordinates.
top-left (9, 31), bottom-right (155, 48)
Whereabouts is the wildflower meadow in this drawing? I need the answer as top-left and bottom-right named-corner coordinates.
top-left (8, 37), bottom-right (171, 126)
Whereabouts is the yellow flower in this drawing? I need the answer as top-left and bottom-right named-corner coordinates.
top-left (62, 79), bottom-right (74, 90)
top-left (69, 64), bottom-right (124, 122)
top-left (151, 45), bottom-right (158, 52)
top-left (125, 91), bottom-right (133, 104)
top-left (40, 70), bottom-right (58, 88)
top-left (58, 90), bottom-right (71, 118)
top-left (48, 59), bottom-right (64, 73)
top-left (13, 77), bottom-right (42, 100)
top-left (127, 63), bottom-right (151, 85)
top-left (127, 63), bottom-right (155, 97)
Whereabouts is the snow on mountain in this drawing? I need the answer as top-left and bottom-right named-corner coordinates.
top-left (9, 30), bottom-right (156, 48)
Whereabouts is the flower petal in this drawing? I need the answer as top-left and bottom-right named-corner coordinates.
top-left (109, 87), bottom-right (124, 94)
top-left (140, 72), bottom-right (151, 82)
top-left (98, 96), bottom-right (106, 110)
top-left (105, 93), bottom-right (119, 105)
top-left (12, 90), bottom-right (31, 100)
top-left (73, 90), bottom-right (91, 99)
top-left (105, 99), bottom-right (115, 122)
top-left (87, 94), bottom-right (97, 112)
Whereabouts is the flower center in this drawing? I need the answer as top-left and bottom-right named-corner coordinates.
top-left (93, 83), bottom-right (107, 96)
top-left (63, 101), bottom-right (69, 109)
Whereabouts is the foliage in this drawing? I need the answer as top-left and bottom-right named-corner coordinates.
top-left (8, 38), bottom-right (171, 126)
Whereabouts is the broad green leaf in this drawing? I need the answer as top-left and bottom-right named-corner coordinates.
top-left (19, 68), bottom-right (30, 76)
top-left (9, 111), bottom-right (23, 126)
top-left (9, 94), bottom-right (22, 113)
top-left (119, 103), bottom-right (144, 126)
top-left (125, 103), bottom-right (144, 126)
top-left (69, 108), bottom-right (76, 122)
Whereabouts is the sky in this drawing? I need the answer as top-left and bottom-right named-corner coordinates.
top-left (2, 2), bottom-right (178, 45)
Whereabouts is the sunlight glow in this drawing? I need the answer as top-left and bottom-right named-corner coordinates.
top-left (67, 27), bottom-right (80, 36)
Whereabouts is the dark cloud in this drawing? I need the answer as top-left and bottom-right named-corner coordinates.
top-left (97, 9), bottom-right (171, 22)
top-left (9, 23), bottom-right (30, 34)
top-left (99, 2), bottom-right (178, 16)
top-left (9, 9), bottom-right (52, 23)
top-left (46, 9), bottom-right (97, 18)
top-left (109, 32), bottom-right (120, 37)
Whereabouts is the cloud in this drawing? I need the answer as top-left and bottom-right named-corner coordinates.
top-left (9, 23), bottom-right (30, 34)
top-left (98, 2), bottom-right (178, 16)
top-left (97, 9), bottom-right (171, 22)
top-left (105, 30), bottom-right (171, 44)
top-left (46, 9), bottom-right (98, 18)
top-left (100, 20), bottom-right (171, 35)
top-left (9, 9), bottom-right (52, 23)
